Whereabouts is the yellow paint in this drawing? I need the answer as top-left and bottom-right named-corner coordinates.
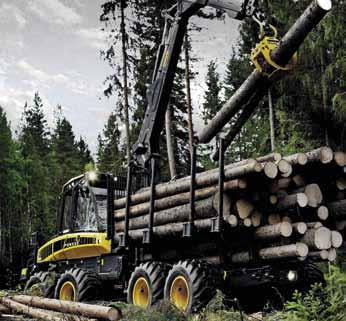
top-left (59, 281), bottom-right (76, 301)
top-left (21, 268), bottom-right (28, 277)
top-left (132, 277), bottom-right (150, 308)
top-left (161, 50), bottom-right (170, 69)
top-left (170, 276), bottom-right (190, 312)
top-left (37, 232), bottom-right (111, 263)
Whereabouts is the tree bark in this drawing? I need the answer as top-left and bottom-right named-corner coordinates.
top-left (301, 227), bottom-right (331, 250)
top-left (326, 200), bottom-right (346, 218)
top-left (259, 243), bottom-right (308, 260)
top-left (10, 295), bottom-right (121, 321)
top-left (276, 193), bottom-right (308, 211)
top-left (254, 222), bottom-right (293, 240)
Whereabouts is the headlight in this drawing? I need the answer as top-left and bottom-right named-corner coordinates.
top-left (287, 270), bottom-right (298, 282)
top-left (87, 171), bottom-right (98, 182)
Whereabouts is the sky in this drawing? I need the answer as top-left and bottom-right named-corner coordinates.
top-left (0, 0), bottom-right (241, 155)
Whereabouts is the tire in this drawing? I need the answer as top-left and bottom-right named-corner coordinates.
top-left (164, 260), bottom-right (217, 314)
top-left (127, 261), bottom-right (168, 308)
top-left (24, 272), bottom-right (56, 298)
top-left (54, 268), bottom-right (101, 302)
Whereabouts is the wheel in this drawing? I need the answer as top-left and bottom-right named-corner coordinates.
top-left (54, 268), bottom-right (101, 302)
top-left (24, 272), bottom-right (56, 298)
top-left (127, 261), bottom-right (168, 309)
top-left (164, 260), bottom-right (217, 314)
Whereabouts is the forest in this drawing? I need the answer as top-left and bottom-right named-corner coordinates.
top-left (0, 0), bottom-right (345, 297)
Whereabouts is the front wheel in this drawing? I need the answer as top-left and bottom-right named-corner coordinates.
top-left (24, 272), bottom-right (57, 298)
top-left (164, 260), bottom-right (217, 314)
top-left (54, 268), bottom-right (101, 302)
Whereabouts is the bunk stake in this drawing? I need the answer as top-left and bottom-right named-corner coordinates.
top-left (119, 162), bottom-right (133, 248)
top-left (184, 145), bottom-right (197, 237)
top-left (212, 137), bottom-right (225, 233)
top-left (143, 155), bottom-right (159, 244)
top-left (106, 174), bottom-right (115, 243)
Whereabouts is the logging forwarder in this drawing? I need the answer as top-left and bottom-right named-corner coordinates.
top-left (21, 0), bottom-right (333, 314)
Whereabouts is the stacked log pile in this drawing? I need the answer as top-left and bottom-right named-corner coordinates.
top-left (114, 146), bottom-right (345, 264)
top-left (0, 295), bottom-right (122, 321)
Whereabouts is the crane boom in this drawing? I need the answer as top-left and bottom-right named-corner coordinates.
top-left (132, 0), bottom-right (260, 166)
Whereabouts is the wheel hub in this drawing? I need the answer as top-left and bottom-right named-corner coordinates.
top-left (59, 281), bottom-right (76, 301)
top-left (133, 277), bottom-right (150, 308)
top-left (170, 276), bottom-right (189, 311)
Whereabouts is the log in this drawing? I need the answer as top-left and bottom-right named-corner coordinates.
top-left (317, 206), bottom-right (329, 220)
top-left (306, 222), bottom-right (323, 229)
top-left (292, 175), bottom-right (306, 187)
top-left (304, 184), bottom-right (323, 208)
top-left (327, 200), bottom-right (346, 218)
top-left (114, 183), bottom-right (236, 219)
top-left (254, 222), bottom-right (293, 240)
top-left (124, 218), bottom-right (216, 241)
top-left (277, 159), bottom-right (293, 177)
top-left (251, 211), bottom-right (262, 227)
top-left (114, 163), bottom-right (257, 209)
top-left (308, 250), bottom-right (329, 260)
top-left (263, 162), bottom-right (279, 179)
top-left (292, 222), bottom-right (307, 235)
top-left (198, 0), bottom-right (332, 144)
top-left (305, 146), bottom-right (334, 164)
top-left (268, 214), bottom-right (281, 225)
top-left (334, 151), bottom-right (346, 166)
top-left (259, 243), bottom-right (308, 260)
top-left (10, 295), bottom-right (121, 321)
top-left (336, 221), bottom-right (346, 231)
top-left (336, 178), bottom-right (346, 191)
top-left (225, 214), bottom-right (238, 227)
top-left (285, 153), bottom-right (308, 166)
top-left (328, 248), bottom-right (337, 262)
top-left (231, 251), bottom-right (251, 264)
top-left (0, 297), bottom-right (96, 321)
top-left (331, 231), bottom-right (343, 248)
top-left (257, 153), bottom-right (282, 163)
top-left (301, 227), bottom-right (331, 250)
top-left (269, 195), bottom-right (278, 205)
top-left (276, 193), bottom-right (308, 211)
top-left (243, 218), bottom-right (252, 227)
top-left (282, 216), bottom-right (292, 223)
top-left (235, 199), bottom-right (254, 219)
top-left (270, 178), bottom-right (292, 193)
top-left (115, 194), bottom-right (231, 231)
top-left (0, 304), bottom-right (10, 314)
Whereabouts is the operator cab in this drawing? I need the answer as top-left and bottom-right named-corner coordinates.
top-left (57, 172), bottom-right (109, 235)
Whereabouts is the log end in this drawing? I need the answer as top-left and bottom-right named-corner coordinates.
top-left (328, 248), bottom-right (337, 262)
top-left (317, 0), bottom-right (332, 11)
top-left (296, 243), bottom-right (309, 257)
top-left (317, 206), bottom-right (329, 221)
top-left (331, 231), bottom-right (343, 248)
top-left (264, 162), bottom-right (278, 179)
top-left (320, 146), bottom-right (334, 164)
top-left (281, 222), bottom-right (293, 237)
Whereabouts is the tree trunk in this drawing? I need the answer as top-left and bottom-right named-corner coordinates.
top-left (301, 227), bottom-right (331, 250)
top-left (254, 222), bottom-right (293, 240)
top-left (259, 243), bottom-right (308, 260)
top-left (276, 193), bottom-right (308, 211)
top-left (10, 295), bottom-right (121, 321)
top-left (268, 88), bottom-right (275, 152)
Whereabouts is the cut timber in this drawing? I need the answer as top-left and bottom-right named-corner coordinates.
top-left (115, 194), bottom-right (231, 231)
top-left (114, 179), bottom-right (245, 217)
top-left (270, 178), bottom-right (292, 193)
top-left (317, 206), bottom-right (329, 220)
top-left (285, 153), bottom-right (308, 166)
top-left (336, 221), bottom-right (346, 231)
top-left (276, 193), bottom-right (308, 211)
top-left (292, 175), bottom-right (306, 187)
top-left (198, 0), bottom-right (332, 143)
top-left (292, 222), bottom-right (307, 235)
top-left (10, 295), bottom-right (121, 321)
top-left (269, 195), bottom-right (278, 205)
top-left (225, 214), bottom-right (238, 227)
top-left (0, 304), bottom-right (9, 314)
top-left (277, 159), bottom-right (293, 177)
top-left (305, 147), bottom-right (333, 164)
top-left (308, 250), bottom-right (329, 260)
top-left (263, 162), bottom-right (278, 179)
top-left (251, 211), bottom-right (262, 227)
top-left (301, 227), bottom-right (331, 250)
top-left (259, 243), bottom-right (308, 260)
top-left (336, 178), bottom-right (346, 191)
top-left (125, 218), bottom-right (216, 241)
top-left (334, 151), bottom-right (346, 166)
top-left (328, 248), bottom-right (337, 262)
top-left (306, 222), bottom-right (323, 229)
top-left (0, 297), bottom-right (95, 321)
top-left (243, 218), bottom-right (252, 227)
top-left (327, 200), bottom-right (346, 218)
top-left (254, 222), bottom-right (292, 240)
top-left (257, 153), bottom-right (282, 163)
top-left (304, 184), bottom-right (323, 208)
top-left (331, 231), bottom-right (343, 248)
top-left (114, 163), bottom-right (257, 209)
top-left (236, 199), bottom-right (254, 219)
top-left (268, 214), bottom-right (281, 225)
top-left (231, 252), bottom-right (251, 264)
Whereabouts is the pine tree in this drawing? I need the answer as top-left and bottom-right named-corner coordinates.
top-left (97, 109), bottom-right (124, 174)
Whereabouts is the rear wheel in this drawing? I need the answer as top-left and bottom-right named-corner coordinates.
top-left (24, 272), bottom-right (56, 298)
top-left (164, 260), bottom-right (217, 314)
top-left (127, 262), bottom-right (168, 309)
top-left (54, 268), bottom-right (101, 302)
